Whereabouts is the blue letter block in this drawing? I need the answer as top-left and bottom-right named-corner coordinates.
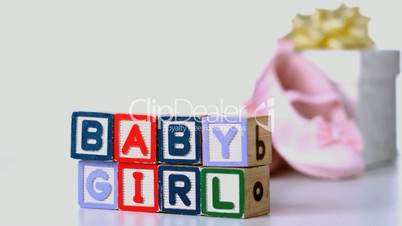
top-left (158, 116), bottom-right (201, 165)
top-left (71, 111), bottom-right (114, 161)
top-left (78, 161), bottom-right (118, 209)
top-left (158, 165), bottom-right (200, 215)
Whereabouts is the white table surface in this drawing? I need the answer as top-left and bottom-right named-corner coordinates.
top-left (1, 157), bottom-right (400, 226)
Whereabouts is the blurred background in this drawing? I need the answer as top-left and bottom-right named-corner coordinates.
top-left (0, 0), bottom-right (400, 225)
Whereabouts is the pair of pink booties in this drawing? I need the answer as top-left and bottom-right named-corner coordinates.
top-left (245, 40), bottom-right (364, 179)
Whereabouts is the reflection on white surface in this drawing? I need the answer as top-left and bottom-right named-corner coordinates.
top-left (79, 208), bottom-right (253, 226)
top-left (78, 160), bottom-right (401, 226)
top-left (79, 209), bottom-right (120, 226)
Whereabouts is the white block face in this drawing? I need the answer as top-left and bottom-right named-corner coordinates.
top-left (83, 165), bottom-right (115, 205)
top-left (163, 121), bottom-right (197, 160)
top-left (76, 117), bottom-right (109, 156)
top-left (118, 120), bottom-right (152, 159)
top-left (207, 123), bottom-right (243, 162)
top-left (162, 171), bottom-right (197, 210)
top-left (205, 173), bottom-right (240, 214)
top-left (122, 168), bottom-right (155, 207)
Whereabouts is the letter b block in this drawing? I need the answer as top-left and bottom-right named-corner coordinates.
top-left (158, 165), bottom-right (200, 215)
top-left (158, 116), bottom-right (201, 165)
top-left (201, 166), bottom-right (270, 218)
top-left (202, 116), bottom-right (271, 167)
top-left (71, 112), bottom-right (114, 161)
top-left (78, 161), bottom-right (118, 209)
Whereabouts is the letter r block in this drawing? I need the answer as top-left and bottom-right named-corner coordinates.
top-left (158, 165), bottom-right (200, 215)
top-left (118, 163), bottom-right (158, 212)
top-left (158, 116), bottom-right (201, 165)
top-left (114, 114), bottom-right (157, 163)
top-left (71, 112), bottom-right (114, 161)
top-left (202, 116), bottom-right (271, 167)
top-left (201, 166), bottom-right (270, 218)
top-left (78, 161), bottom-right (118, 209)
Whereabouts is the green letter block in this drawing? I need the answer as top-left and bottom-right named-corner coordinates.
top-left (201, 166), bottom-right (270, 218)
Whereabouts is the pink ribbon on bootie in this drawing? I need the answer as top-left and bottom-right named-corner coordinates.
top-left (314, 116), bottom-right (362, 152)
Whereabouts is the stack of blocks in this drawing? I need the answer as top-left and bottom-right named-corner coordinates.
top-left (71, 112), bottom-right (272, 218)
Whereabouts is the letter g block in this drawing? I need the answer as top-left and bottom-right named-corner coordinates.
top-left (78, 161), bottom-right (118, 209)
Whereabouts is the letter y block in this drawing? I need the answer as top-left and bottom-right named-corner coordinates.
top-left (202, 116), bottom-right (271, 167)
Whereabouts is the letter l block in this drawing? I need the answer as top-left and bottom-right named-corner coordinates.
top-left (201, 166), bottom-right (270, 218)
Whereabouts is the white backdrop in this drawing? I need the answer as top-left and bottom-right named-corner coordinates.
top-left (0, 1), bottom-right (400, 225)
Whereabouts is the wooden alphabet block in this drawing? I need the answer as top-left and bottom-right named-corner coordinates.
top-left (71, 112), bottom-right (114, 161)
top-left (202, 116), bottom-right (271, 167)
top-left (114, 114), bottom-right (157, 163)
top-left (158, 116), bottom-right (201, 165)
top-left (118, 163), bottom-right (158, 212)
top-left (158, 165), bottom-right (200, 215)
top-left (201, 166), bottom-right (270, 218)
top-left (78, 161), bottom-right (118, 209)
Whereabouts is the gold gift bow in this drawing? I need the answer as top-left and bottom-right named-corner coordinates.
top-left (285, 4), bottom-right (375, 50)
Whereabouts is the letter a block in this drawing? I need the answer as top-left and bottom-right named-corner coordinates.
top-left (201, 166), bottom-right (270, 218)
top-left (78, 161), bottom-right (118, 209)
top-left (114, 114), bottom-right (157, 163)
top-left (71, 112), bottom-right (114, 161)
top-left (158, 165), bottom-right (200, 215)
top-left (118, 163), bottom-right (158, 212)
top-left (202, 116), bottom-right (271, 167)
top-left (158, 116), bottom-right (201, 165)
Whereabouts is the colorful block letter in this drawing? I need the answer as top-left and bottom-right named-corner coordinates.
top-left (78, 161), bottom-right (118, 209)
top-left (202, 116), bottom-right (271, 167)
top-left (114, 114), bottom-right (157, 163)
top-left (158, 165), bottom-right (200, 215)
top-left (158, 116), bottom-right (201, 165)
top-left (201, 166), bottom-right (270, 218)
top-left (71, 112), bottom-right (114, 161)
top-left (118, 163), bottom-right (158, 212)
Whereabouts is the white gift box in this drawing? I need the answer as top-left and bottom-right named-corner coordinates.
top-left (302, 50), bottom-right (400, 167)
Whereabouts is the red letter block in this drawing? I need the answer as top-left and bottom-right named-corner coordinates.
top-left (114, 114), bottom-right (157, 163)
top-left (118, 163), bottom-right (158, 212)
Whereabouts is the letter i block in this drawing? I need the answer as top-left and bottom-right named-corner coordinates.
top-left (201, 166), bottom-right (270, 218)
top-left (158, 165), bottom-right (200, 215)
top-left (118, 163), bottom-right (158, 212)
top-left (78, 161), bottom-right (118, 209)
top-left (158, 116), bottom-right (201, 165)
top-left (114, 114), bottom-right (157, 163)
top-left (71, 112), bottom-right (114, 161)
top-left (202, 116), bottom-right (271, 167)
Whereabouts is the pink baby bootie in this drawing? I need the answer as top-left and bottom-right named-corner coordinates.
top-left (245, 40), bottom-right (364, 179)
